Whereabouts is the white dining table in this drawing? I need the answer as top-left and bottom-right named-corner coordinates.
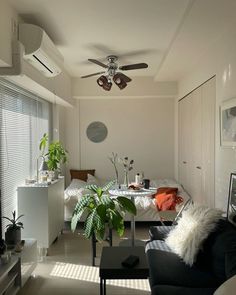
top-left (109, 188), bottom-right (155, 246)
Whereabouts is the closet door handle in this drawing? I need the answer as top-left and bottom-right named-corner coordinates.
top-left (196, 166), bottom-right (201, 170)
top-left (183, 161), bottom-right (187, 164)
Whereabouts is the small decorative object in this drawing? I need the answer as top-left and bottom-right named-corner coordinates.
top-left (221, 97), bottom-right (236, 146)
top-left (119, 156), bottom-right (134, 188)
top-left (135, 173), bottom-right (141, 185)
top-left (71, 180), bottom-right (136, 241)
top-left (86, 121), bottom-right (108, 143)
top-left (108, 152), bottom-right (119, 185)
top-left (0, 238), bottom-right (7, 255)
top-left (3, 211), bottom-right (24, 247)
top-left (143, 179), bottom-right (150, 189)
top-left (1, 252), bottom-right (9, 264)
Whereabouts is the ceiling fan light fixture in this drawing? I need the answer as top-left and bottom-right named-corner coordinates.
top-left (113, 74), bottom-right (127, 89)
top-left (102, 81), bottom-right (112, 91)
top-left (97, 75), bottom-right (107, 87)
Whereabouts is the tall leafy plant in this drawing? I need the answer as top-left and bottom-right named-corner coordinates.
top-left (71, 181), bottom-right (136, 240)
top-left (39, 134), bottom-right (68, 171)
top-left (46, 141), bottom-right (68, 171)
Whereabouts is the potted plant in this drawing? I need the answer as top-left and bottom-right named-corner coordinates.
top-left (71, 181), bottom-right (136, 240)
top-left (39, 134), bottom-right (68, 179)
top-left (3, 211), bottom-right (24, 246)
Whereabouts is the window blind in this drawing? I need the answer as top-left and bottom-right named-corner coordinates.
top-left (0, 79), bottom-right (51, 233)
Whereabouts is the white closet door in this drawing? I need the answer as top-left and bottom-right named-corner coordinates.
top-left (201, 77), bottom-right (215, 207)
top-left (191, 87), bottom-right (203, 203)
top-left (178, 99), bottom-right (185, 186)
top-left (178, 96), bottom-right (192, 194)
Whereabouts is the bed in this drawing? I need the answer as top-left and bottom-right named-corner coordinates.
top-left (64, 169), bottom-right (190, 222)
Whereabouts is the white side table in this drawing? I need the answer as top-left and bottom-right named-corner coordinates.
top-left (109, 188), bottom-right (154, 246)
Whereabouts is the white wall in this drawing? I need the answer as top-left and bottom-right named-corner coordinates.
top-left (0, 0), bottom-right (73, 106)
top-left (177, 19), bottom-right (236, 211)
top-left (64, 97), bottom-right (175, 185)
top-left (0, 0), bottom-right (18, 66)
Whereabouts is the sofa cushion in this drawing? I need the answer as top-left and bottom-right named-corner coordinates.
top-left (146, 240), bottom-right (172, 252)
top-left (165, 205), bottom-right (223, 266)
top-left (151, 285), bottom-right (216, 295)
top-left (149, 225), bottom-right (174, 241)
top-left (147, 249), bottom-right (221, 289)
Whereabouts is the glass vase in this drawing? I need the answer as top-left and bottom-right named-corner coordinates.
top-left (123, 171), bottom-right (129, 188)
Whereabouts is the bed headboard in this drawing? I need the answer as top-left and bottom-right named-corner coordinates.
top-left (70, 169), bottom-right (95, 182)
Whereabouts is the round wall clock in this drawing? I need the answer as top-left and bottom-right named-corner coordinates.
top-left (86, 121), bottom-right (108, 143)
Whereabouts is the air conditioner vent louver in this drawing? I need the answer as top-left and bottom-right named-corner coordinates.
top-left (19, 24), bottom-right (63, 78)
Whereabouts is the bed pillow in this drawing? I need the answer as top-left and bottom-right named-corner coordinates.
top-left (87, 174), bottom-right (100, 185)
top-left (165, 205), bottom-right (223, 266)
top-left (154, 187), bottom-right (183, 211)
top-left (64, 179), bottom-right (87, 202)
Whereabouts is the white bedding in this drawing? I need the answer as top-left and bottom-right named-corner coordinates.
top-left (64, 177), bottom-right (189, 222)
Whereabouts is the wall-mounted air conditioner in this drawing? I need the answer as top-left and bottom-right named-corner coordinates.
top-left (19, 24), bottom-right (64, 78)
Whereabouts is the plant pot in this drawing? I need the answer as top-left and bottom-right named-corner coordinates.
top-left (53, 170), bottom-right (59, 180)
top-left (5, 228), bottom-right (21, 246)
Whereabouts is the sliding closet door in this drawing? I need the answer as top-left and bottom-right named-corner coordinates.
top-left (191, 87), bottom-right (203, 203)
top-left (178, 95), bottom-right (192, 195)
top-left (178, 77), bottom-right (215, 205)
top-left (201, 77), bottom-right (215, 207)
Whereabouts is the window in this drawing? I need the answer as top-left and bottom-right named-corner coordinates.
top-left (0, 79), bottom-right (51, 231)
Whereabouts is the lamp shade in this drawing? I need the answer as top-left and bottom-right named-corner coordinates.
top-left (39, 159), bottom-right (48, 171)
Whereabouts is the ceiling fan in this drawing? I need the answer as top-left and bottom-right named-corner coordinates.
top-left (81, 55), bottom-right (148, 91)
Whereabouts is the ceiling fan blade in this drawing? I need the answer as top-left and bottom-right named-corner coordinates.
top-left (81, 71), bottom-right (105, 78)
top-left (116, 72), bottom-right (132, 82)
top-left (88, 59), bottom-right (108, 68)
top-left (119, 63), bottom-right (148, 71)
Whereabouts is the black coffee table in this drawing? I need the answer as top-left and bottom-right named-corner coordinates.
top-left (99, 246), bottom-right (149, 295)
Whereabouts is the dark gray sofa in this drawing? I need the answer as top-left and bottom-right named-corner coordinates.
top-left (145, 219), bottom-right (236, 295)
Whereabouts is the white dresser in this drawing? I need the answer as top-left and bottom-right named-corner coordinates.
top-left (17, 177), bottom-right (64, 249)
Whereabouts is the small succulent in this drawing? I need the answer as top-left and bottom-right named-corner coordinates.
top-left (2, 211), bottom-right (24, 230)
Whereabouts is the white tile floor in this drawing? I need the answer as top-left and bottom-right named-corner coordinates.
top-left (19, 223), bottom-right (151, 295)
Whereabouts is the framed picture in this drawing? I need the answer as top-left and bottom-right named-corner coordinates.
top-left (227, 173), bottom-right (236, 226)
top-left (221, 97), bottom-right (236, 146)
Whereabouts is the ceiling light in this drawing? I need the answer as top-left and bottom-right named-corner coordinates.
top-left (113, 74), bottom-right (127, 90)
top-left (97, 75), bottom-right (108, 87)
top-left (103, 81), bottom-right (112, 91)
top-left (97, 75), bottom-right (112, 91)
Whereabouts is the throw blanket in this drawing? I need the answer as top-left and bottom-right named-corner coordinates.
top-left (154, 187), bottom-right (183, 211)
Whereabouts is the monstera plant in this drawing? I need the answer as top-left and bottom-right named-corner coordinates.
top-left (71, 181), bottom-right (136, 240)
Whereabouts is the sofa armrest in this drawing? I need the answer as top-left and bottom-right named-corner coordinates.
top-left (213, 275), bottom-right (236, 295)
top-left (152, 285), bottom-right (216, 295)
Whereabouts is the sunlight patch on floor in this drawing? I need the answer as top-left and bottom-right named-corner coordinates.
top-left (50, 262), bottom-right (150, 291)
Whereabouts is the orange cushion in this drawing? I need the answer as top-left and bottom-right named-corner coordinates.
top-left (154, 187), bottom-right (183, 211)
top-left (156, 187), bottom-right (178, 195)
top-left (155, 192), bottom-right (177, 211)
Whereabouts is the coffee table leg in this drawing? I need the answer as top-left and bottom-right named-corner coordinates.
top-left (100, 278), bottom-right (103, 295)
top-left (100, 278), bottom-right (106, 295)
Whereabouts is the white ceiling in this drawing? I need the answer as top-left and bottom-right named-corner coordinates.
top-left (8, 0), bottom-right (236, 81)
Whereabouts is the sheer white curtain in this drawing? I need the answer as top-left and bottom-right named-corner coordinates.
top-left (0, 79), bottom-right (51, 232)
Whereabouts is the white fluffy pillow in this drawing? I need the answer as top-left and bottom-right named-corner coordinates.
top-left (165, 205), bottom-right (223, 266)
